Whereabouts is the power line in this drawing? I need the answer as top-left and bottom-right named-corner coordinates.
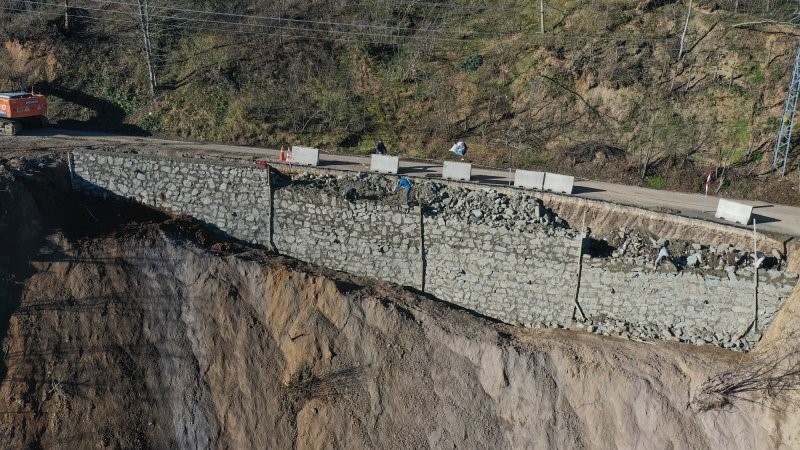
top-left (4, 3), bottom-right (679, 47)
top-left (5, 0), bottom-right (728, 51)
top-left (15, 0), bottom-right (502, 41)
top-left (81, 0), bottom-right (526, 39)
top-left (86, 0), bottom-right (427, 33)
top-left (372, 0), bottom-right (518, 12)
top-left (0, 5), bottom-right (452, 45)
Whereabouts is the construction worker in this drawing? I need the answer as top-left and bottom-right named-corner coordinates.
top-left (342, 186), bottom-right (357, 202)
top-left (396, 177), bottom-right (413, 206)
top-left (652, 244), bottom-right (671, 272)
top-left (751, 251), bottom-right (765, 269)
top-left (375, 139), bottom-right (387, 155)
top-left (449, 141), bottom-right (467, 161)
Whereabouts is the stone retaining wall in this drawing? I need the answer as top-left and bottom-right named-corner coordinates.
top-left (272, 189), bottom-right (422, 289)
top-left (580, 259), bottom-right (796, 344)
top-left (424, 218), bottom-right (580, 325)
top-left (70, 150), bottom-right (799, 349)
top-left (70, 151), bottom-right (271, 246)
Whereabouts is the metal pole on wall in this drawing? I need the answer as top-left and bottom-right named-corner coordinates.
top-left (572, 210), bottom-right (588, 321)
top-left (753, 217), bottom-right (758, 332)
top-left (419, 204), bottom-right (426, 293)
top-left (267, 166), bottom-right (275, 251)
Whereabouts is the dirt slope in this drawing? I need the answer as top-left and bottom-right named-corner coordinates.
top-left (1, 155), bottom-right (800, 448)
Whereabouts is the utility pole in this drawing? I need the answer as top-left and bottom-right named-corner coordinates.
top-left (539, 0), bottom-right (544, 34)
top-left (279, 0), bottom-right (284, 45)
top-left (64, 0), bottom-right (69, 33)
top-left (773, 42), bottom-right (800, 176)
top-left (136, 0), bottom-right (158, 97)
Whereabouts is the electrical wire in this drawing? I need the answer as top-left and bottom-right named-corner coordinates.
top-left (10, 1), bottom-right (492, 41)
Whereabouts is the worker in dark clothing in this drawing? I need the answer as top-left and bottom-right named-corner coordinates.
top-left (342, 186), bottom-right (357, 202)
top-left (375, 139), bottom-right (387, 155)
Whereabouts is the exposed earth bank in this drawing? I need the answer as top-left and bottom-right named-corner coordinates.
top-left (1, 153), bottom-right (799, 449)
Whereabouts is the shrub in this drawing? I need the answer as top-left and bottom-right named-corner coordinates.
top-left (646, 175), bottom-right (666, 189)
top-left (461, 55), bottom-right (484, 73)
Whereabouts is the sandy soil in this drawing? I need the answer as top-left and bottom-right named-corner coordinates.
top-left (1, 152), bottom-right (800, 449)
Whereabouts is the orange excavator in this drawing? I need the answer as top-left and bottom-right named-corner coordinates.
top-left (0, 91), bottom-right (48, 135)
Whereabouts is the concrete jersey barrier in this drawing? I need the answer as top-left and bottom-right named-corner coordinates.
top-left (442, 161), bottom-right (472, 181)
top-left (715, 198), bottom-right (753, 225)
top-left (370, 154), bottom-right (399, 174)
top-left (290, 146), bottom-right (320, 166)
top-left (543, 173), bottom-right (574, 194)
top-left (514, 170), bottom-right (545, 190)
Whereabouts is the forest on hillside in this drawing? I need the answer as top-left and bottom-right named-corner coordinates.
top-left (2, 0), bottom-right (800, 204)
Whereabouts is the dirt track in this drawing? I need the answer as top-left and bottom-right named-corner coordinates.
top-left (4, 128), bottom-right (799, 238)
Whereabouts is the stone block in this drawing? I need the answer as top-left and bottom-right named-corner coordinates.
top-left (442, 161), bottom-right (472, 181)
top-left (513, 170), bottom-right (545, 190)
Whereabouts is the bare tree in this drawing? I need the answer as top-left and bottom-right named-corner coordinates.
top-left (678, 0), bottom-right (693, 60)
top-left (641, 113), bottom-right (657, 180)
top-left (692, 331), bottom-right (800, 412)
top-left (135, 0), bottom-right (158, 97)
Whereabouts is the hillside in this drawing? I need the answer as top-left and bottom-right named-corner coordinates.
top-left (2, 0), bottom-right (800, 204)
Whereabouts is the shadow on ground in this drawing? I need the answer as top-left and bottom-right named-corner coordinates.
top-left (34, 81), bottom-right (149, 136)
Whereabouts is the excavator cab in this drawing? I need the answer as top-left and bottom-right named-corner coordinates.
top-left (0, 91), bottom-right (48, 135)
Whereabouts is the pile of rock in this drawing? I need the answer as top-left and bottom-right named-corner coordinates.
top-left (579, 319), bottom-right (753, 351)
top-left (524, 318), bottom-right (755, 351)
top-left (598, 227), bottom-right (786, 273)
top-left (418, 185), bottom-right (572, 235)
top-left (285, 172), bottom-right (573, 236)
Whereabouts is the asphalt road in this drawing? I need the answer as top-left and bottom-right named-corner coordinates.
top-left (11, 128), bottom-right (800, 238)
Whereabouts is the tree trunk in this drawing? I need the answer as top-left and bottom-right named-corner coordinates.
top-left (678, 0), bottom-right (693, 60)
top-left (137, 0), bottom-right (157, 97)
top-left (641, 114), bottom-right (656, 180)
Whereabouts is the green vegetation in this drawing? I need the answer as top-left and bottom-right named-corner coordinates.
top-left (646, 176), bottom-right (667, 189)
top-left (461, 55), bottom-right (484, 73)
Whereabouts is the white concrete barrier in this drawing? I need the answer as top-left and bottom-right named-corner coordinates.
top-left (370, 154), bottom-right (399, 174)
top-left (715, 198), bottom-right (753, 225)
top-left (289, 146), bottom-right (319, 166)
top-left (514, 170), bottom-right (545, 190)
top-left (442, 161), bottom-right (472, 181)
top-left (543, 173), bottom-right (574, 194)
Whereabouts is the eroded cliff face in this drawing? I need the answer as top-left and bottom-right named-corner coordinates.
top-left (2, 155), bottom-right (800, 449)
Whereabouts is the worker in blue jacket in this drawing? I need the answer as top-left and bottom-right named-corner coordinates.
top-left (396, 177), bottom-right (413, 206)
